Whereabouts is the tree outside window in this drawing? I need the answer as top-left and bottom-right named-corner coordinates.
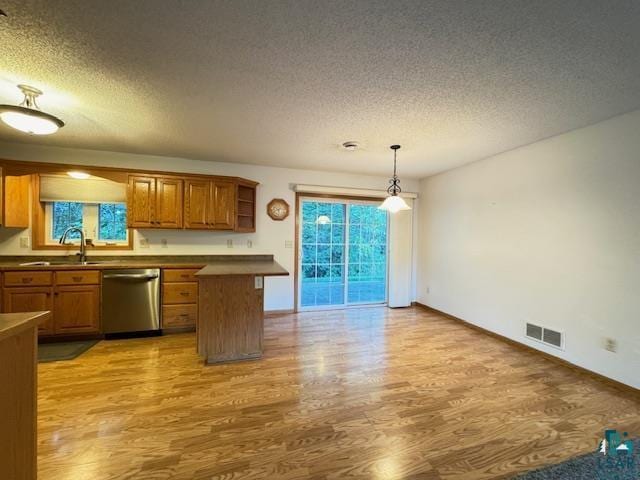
top-left (52, 202), bottom-right (83, 240)
top-left (99, 203), bottom-right (127, 241)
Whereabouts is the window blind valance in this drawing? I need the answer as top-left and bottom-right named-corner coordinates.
top-left (39, 174), bottom-right (127, 204)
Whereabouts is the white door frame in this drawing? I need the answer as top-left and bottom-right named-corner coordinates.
top-left (296, 195), bottom-right (389, 312)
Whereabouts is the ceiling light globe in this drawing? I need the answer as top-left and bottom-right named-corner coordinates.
top-left (67, 171), bottom-right (91, 180)
top-left (0, 110), bottom-right (60, 135)
top-left (378, 195), bottom-right (411, 213)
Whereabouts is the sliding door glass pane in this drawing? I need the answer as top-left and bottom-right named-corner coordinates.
top-left (347, 205), bottom-right (388, 304)
top-left (300, 201), bottom-right (346, 308)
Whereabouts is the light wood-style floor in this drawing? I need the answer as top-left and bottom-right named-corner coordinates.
top-left (38, 307), bottom-right (640, 480)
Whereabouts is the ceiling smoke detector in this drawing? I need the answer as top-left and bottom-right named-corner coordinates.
top-left (341, 141), bottom-right (360, 151)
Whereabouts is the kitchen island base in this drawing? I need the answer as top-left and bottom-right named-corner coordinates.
top-left (197, 275), bottom-right (264, 365)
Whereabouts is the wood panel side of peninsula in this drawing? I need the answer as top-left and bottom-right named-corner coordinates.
top-left (0, 311), bottom-right (51, 480)
top-left (196, 259), bottom-right (288, 364)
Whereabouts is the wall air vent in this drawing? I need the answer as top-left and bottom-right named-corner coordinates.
top-left (526, 323), bottom-right (543, 341)
top-left (526, 323), bottom-right (564, 350)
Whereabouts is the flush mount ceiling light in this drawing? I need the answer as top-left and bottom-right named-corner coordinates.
top-left (67, 171), bottom-right (90, 180)
top-left (341, 141), bottom-right (360, 151)
top-left (379, 145), bottom-right (411, 213)
top-left (0, 84), bottom-right (65, 135)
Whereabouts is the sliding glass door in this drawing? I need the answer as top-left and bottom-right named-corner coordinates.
top-left (298, 197), bottom-right (388, 310)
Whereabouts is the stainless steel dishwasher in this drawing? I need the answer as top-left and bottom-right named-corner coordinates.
top-left (102, 269), bottom-right (160, 335)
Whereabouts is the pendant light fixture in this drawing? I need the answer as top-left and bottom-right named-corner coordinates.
top-left (0, 84), bottom-right (65, 135)
top-left (379, 144), bottom-right (411, 213)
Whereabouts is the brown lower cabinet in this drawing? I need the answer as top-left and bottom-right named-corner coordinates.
top-left (2, 270), bottom-right (100, 337)
top-left (1, 267), bottom-right (202, 337)
top-left (53, 285), bottom-right (100, 334)
top-left (162, 268), bottom-right (199, 329)
top-left (2, 287), bottom-right (55, 335)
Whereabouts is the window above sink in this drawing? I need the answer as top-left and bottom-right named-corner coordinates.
top-left (48, 201), bottom-right (128, 247)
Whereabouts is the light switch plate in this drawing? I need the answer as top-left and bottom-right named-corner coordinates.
top-left (254, 276), bottom-right (263, 289)
top-left (19, 236), bottom-right (30, 248)
top-left (284, 240), bottom-right (293, 249)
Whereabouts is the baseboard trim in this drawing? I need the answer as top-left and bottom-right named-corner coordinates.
top-left (264, 309), bottom-right (295, 317)
top-left (412, 302), bottom-right (639, 398)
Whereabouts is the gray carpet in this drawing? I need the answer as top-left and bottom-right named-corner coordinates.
top-left (38, 340), bottom-right (99, 363)
top-left (513, 438), bottom-right (639, 479)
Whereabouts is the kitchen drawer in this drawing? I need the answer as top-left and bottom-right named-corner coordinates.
top-left (162, 282), bottom-right (198, 304)
top-left (163, 268), bottom-right (200, 283)
top-left (162, 304), bottom-right (197, 328)
top-left (55, 270), bottom-right (100, 285)
top-left (4, 271), bottom-right (52, 287)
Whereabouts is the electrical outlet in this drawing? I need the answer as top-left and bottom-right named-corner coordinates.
top-left (160, 239), bottom-right (168, 248)
top-left (604, 337), bottom-right (617, 353)
top-left (426, 286), bottom-right (430, 294)
top-left (227, 239), bottom-right (233, 248)
top-left (254, 276), bottom-right (263, 289)
top-left (139, 238), bottom-right (150, 249)
top-left (247, 240), bottom-right (253, 248)
top-left (19, 236), bottom-right (30, 248)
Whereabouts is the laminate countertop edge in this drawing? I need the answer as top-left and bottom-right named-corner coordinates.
top-left (196, 261), bottom-right (289, 277)
top-left (0, 311), bottom-right (50, 342)
top-left (0, 255), bottom-right (276, 271)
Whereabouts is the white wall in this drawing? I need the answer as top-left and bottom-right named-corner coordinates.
top-left (0, 141), bottom-right (419, 311)
top-left (417, 109), bottom-right (640, 389)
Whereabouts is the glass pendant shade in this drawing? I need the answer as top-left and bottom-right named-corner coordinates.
top-left (378, 194), bottom-right (411, 213)
top-left (0, 85), bottom-right (64, 135)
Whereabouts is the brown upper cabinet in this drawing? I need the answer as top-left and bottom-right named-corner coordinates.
top-left (0, 168), bottom-right (30, 229)
top-left (128, 175), bottom-right (184, 229)
top-left (0, 159), bottom-right (257, 235)
top-left (184, 179), bottom-right (236, 230)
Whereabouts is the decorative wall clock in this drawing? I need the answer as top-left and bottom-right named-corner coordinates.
top-left (267, 198), bottom-right (289, 221)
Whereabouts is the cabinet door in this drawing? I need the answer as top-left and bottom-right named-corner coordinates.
top-left (156, 177), bottom-right (183, 228)
top-left (3, 287), bottom-right (54, 335)
top-left (127, 176), bottom-right (157, 228)
top-left (184, 179), bottom-right (211, 229)
top-left (2, 174), bottom-right (30, 228)
top-left (210, 181), bottom-right (236, 230)
top-left (54, 285), bottom-right (100, 334)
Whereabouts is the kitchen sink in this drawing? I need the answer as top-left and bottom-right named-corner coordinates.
top-left (19, 260), bottom-right (120, 266)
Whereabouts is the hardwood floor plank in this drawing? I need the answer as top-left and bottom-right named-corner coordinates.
top-left (38, 306), bottom-right (640, 479)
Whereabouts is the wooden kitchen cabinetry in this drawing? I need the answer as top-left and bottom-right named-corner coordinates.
top-left (2, 270), bottom-right (101, 336)
top-left (0, 169), bottom-right (30, 229)
top-left (184, 178), bottom-right (236, 230)
top-left (161, 268), bottom-right (199, 330)
top-left (236, 181), bottom-right (257, 232)
top-left (2, 287), bottom-right (54, 335)
top-left (54, 285), bottom-right (100, 334)
top-left (128, 175), bottom-right (184, 229)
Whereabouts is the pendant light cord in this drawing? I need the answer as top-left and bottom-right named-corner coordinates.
top-left (388, 145), bottom-right (402, 196)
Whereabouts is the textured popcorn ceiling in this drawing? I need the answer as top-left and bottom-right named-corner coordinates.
top-left (1, 1), bottom-right (640, 178)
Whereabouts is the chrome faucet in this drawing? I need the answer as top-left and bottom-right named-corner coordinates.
top-left (59, 227), bottom-right (87, 263)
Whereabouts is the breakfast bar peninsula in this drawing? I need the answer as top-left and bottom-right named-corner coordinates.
top-left (195, 255), bottom-right (288, 364)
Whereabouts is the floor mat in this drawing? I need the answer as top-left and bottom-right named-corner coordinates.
top-left (38, 340), bottom-right (99, 363)
top-left (513, 438), bottom-right (638, 479)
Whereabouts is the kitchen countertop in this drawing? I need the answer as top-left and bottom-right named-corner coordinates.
top-left (196, 260), bottom-right (289, 277)
top-left (0, 311), bottom-right (50, 342)
top-left (0, 254), bottom-right (276, 271)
